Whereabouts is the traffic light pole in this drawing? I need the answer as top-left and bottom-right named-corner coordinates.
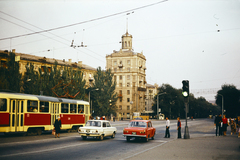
top-left (182, 80), bottom-right (190, 139)
top-left (184, 98), bottom-right (190, 139)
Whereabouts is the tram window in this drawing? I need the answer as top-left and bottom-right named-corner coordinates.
top-left (27, 100), bottom-right (38, 112)
top-left (0, 99), bottom-right (7, 111)
top-left (78, 105), bottom-right (84, 113)
top-left (70, 104), bottom-right (77, 113)
top-left (61, 103), bottom-right (68, 113)
top-left (40, 101), bottom-right (49, 112)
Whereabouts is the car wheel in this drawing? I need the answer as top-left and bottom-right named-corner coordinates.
top-left (152, 133), bottom-right (155, 140)
top-left (145, 135), bottom-right (149, 142)
top-left (82, 136), bottom-right (87, 140)
top-left (127, 136), bottom-right (131, 142)
top-left (99, 135), bottom-right (104, 141)
top-left (111, 132), bottom-right (115, 138)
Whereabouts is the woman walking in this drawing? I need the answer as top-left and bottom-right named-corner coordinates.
top-left (222, 115), bottom-right (228, 136)
top-left (54, 116), bottom-right (62, 138)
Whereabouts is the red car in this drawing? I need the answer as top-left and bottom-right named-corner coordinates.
top-left (123, 120), bottom-right (156, 142)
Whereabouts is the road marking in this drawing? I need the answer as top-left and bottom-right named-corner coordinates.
top-left (120, 140), bottom-right (171, 160)
top-left (0, 135), bottom-right (78, 146)
top-left (0, 142), bottom-right (89, 158)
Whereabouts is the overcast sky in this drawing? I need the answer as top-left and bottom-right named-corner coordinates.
top-left (0, 0), bottom-right (240, 101)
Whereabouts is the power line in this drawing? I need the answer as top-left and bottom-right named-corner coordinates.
top-left (0, 0), bottom-right (168, 41)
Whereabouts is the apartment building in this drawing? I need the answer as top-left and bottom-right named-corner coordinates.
top-left (106, 31), bottom-right (147, 119)
top-left (0, 49), bottom-right (96, 88)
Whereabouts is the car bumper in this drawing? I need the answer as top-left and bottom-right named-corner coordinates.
top-left (78, 132), bottom-right (101, 137)
top-left (123, 134), bottom-right (147, 138)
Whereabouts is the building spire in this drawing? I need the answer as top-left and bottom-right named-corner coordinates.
top-left (126, 18), bottom-right (128, 34)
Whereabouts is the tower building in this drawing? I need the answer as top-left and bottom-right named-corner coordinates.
top-left (106, 31), bottom-right (147, 119)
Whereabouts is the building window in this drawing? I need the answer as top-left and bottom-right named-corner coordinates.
top-left (114, 68), bottom-right (117, 72)
top-left (119, 83), bottom-right (122, 87)
top-left (127, 75), bottom-right (130, 80)
top-left (119, 97), bottom-right (122, 102)
top-left (127, 90), bottom-right (130, 95)
top-left (127, 106), bottom-right (130, 110)
top-left (120, 75), bottom-right (122, 80)
top-left (127, 83), bottom-right (130, 87)
top-left (127, 98), bottom-right (130, 102)
top-left (114, 61), bottom-right (117, 66)
top-left (127, 60), bottom-right (131, 65)
top-left (127, 68), bottom-right (130, 72)
top-left (119, 105), bottom-right (122, 110)
top-left (149, 90), bottom-right (153, 93)
top-left (119, 68), bottom-right (122, 72)
top-left (114, 75), bottom-right (116, 81)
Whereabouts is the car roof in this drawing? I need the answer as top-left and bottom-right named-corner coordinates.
top-left (88, 120), bottom-right (110, 122)
top-left (130, 120), bottom-right (151, 123)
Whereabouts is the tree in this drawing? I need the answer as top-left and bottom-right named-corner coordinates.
top-left (0, 52), bottom-right (22, 92)
top-left (215, 84), bottom-right (240, 117)
top-left (91, 67), bottom-right (118, 117)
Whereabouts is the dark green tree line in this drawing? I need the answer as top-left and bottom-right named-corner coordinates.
top-left (90, 67), bottom-right (118, 117)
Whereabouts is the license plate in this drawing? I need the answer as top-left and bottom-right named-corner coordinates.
top-left (132, 132), bottom-right (136, 135)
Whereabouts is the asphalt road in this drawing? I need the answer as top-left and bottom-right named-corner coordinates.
top-left (0, 119), bottom-right (222, 160)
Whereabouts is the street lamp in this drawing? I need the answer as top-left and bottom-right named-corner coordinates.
top-left (89, 88), bottom-right (99, 114)
top-left (157, 92), bottom-right (166, 119)
top-left (218, 94), bottom-right (224, 117)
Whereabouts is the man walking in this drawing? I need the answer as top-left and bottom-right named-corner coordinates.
top-left (177, 117), bottom-right (181, 139)
top-left (164, 117), bottom-right (170, 138)
top-left (214, 114), bottom-right (222, 136)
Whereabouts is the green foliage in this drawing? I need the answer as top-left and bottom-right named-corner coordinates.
top-left (216, 84), bottom-right (240, 117)
top-left (153, 83), bottom-right (219, 119)
top-left (91, 67), bottom-right (118, 117)
top-left (0, 52), bottom-right (22, 92)
top-left (22, 61), bottom-right (86, 99)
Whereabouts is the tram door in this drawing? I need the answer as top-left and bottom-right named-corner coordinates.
top-left (10, 99), bottom-right (24, 132)
top-left (51, 103), bottom-right (60, 127)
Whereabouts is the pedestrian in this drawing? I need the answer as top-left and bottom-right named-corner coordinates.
top-left (113, 116), bottom-right (115, 122)
top-left (214, 114), bottom-right (222, 136)
top-left (237, 117), bottom-right (240, 138)
top-left (177, 117), bottom-right (181, 138)
top-left (222, 115), bottom-right (228, 136)
top-left (54, 116), bottom-right (62, 138)
top-left (164, 117), bottom-right (170, 138)
top-left (230, 119), bottom-right (236, 135)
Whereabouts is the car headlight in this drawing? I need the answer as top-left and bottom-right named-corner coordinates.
top-left (96, 130), bottom-right (98, 133)
top-left (78, 129), bottom-right (81, 132)
top-left (140, 130), bottom-right (145, 134)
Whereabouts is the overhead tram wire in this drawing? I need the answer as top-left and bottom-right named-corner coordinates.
top-left (0, 0), bottom-right (168, 41)
top-left (0, 13), bottom-right (106, 63)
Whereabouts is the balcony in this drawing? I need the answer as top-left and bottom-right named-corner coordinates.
top-left (118, 94), bottom-right (123, 97)
top-left (118, 64), bottom-right (123, 68)
top-left (138, 87), bottom-right (146, 91)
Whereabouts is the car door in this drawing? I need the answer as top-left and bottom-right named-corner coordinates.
top-left (147, 122), bottom-right (153, 137)
top-left (102, 122), bottom-right (109, 136)
top-left (106, 122), bottom-right (115, 136)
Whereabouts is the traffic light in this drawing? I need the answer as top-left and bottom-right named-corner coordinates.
top-left (182, 80), bottom-right (189, 98)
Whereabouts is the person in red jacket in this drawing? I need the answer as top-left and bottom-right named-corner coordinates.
top-left (222, 115), bottom-right (228, 136)
top-left (177, 117), bottom-right (181, 138)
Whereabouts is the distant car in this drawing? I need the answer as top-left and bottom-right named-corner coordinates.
top-left (123, 120), bottom-right (156, 142)
top-left (78, 120), bottom-right (117, 141)
top-left (134, 117), bottom-right (143, 120)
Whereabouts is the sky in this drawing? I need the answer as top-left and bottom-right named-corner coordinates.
top-left (0, 0), bottom-right (240, 101)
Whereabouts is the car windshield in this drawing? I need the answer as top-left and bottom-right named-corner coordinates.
top-left (85, 121), bottom-right (101, 127)
top-left (128, 121), bottom-right (147, 128)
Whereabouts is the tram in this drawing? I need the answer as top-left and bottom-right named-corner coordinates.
top-left (0, 92), bottom-right (90, 135)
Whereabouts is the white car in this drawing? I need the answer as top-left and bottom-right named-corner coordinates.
top-left (78, 120), bottom-right (117, 141)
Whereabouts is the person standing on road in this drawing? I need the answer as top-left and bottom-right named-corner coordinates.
top-left (214, 114), bottom-right (222, 136)
top-left (54, 116), bottom-right (62, 138)
top-left (222, 115), bottom-right (228, 136)
top-left (177, 117), bottom-right (181, 138)
top-left (164, 117), bottom-right (170, 138)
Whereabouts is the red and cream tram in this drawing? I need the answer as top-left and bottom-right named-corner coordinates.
top-left (0, 92), bottom-right (90, 135)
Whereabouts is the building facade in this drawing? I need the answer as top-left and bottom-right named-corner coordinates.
top-left (145, 83), bottom-right (158, 116)
top-left (106, 31), bottom-right (147, 119)
top-left (0, 50), bottom-right (96, 88)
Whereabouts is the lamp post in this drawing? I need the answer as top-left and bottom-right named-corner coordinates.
top-left (89, 88), bottom-right (99, 114)
top-left (218, 94), bottom-right (224, 117)
top-left (157, 92), bottom-right (166, 119)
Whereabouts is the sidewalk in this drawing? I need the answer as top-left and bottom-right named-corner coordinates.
top-left (128, 135), bottom-right (240, 160)
top-left (126, 120), bottom-right (240, 160)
